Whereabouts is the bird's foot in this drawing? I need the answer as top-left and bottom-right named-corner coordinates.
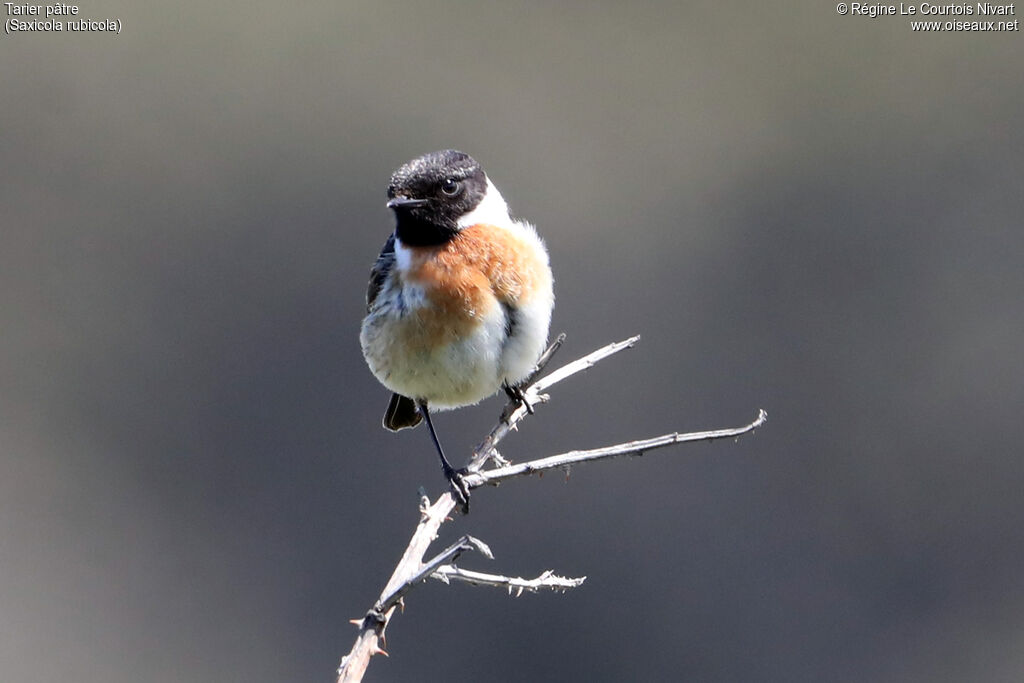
top-left (502, 382), bottom-right (535, 415)
top-left (443, 465), bottom-right (471, 514)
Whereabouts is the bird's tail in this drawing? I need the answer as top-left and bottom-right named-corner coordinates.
top-left (383, 393), bottom-right (423, 431)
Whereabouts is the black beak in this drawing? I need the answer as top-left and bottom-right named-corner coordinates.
top-left (387, 196), bottom-right (428, 210)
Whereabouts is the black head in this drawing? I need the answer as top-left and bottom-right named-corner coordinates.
top-left (386, 149), bottom-right (488, 246)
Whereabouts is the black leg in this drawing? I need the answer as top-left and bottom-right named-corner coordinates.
top-left (417, 401), bottom-right (470, 513)
top-left (502, 381), bottom-right (535, 414)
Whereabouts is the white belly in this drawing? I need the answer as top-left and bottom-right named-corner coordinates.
top-left (360, 286), bottom-right (510, 410)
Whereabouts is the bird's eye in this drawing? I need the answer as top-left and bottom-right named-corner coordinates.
top-left (440, 178), bottom-right (462, 196)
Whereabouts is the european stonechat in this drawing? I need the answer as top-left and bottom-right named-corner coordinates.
top-left (360, 150), bottom-right (554, 510)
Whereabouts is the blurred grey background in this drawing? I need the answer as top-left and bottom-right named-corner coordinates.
top-left (3, 2), bottom-right (1022, 681)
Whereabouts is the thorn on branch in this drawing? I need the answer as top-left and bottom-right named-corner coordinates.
top-left (464, 535), bottom-right (495, 560)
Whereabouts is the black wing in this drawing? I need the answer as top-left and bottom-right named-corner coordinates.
top-left (366, 233), bottom-right (396, 313)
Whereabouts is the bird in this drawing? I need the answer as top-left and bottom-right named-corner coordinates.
top-left (360, 150), bottom-right (554, 511)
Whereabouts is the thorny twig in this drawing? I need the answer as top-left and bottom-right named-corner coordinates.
top-left (336, 335), bottom-right (766, 682)
top-left (432, 565), bottom-right (587, 596)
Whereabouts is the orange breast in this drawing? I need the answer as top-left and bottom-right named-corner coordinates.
top-left (401, 224), bottom-right (547, 345)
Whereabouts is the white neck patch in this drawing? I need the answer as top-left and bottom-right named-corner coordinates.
top-left (393, 237), bottom-right (413, 272)
top-left (457, 178), bottom-right (513, 229)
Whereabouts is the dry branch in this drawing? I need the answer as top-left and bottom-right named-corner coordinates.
top-left (464, 409), bottom-right (767, 488)
top-left (374, 535), bottom-right (493, 617)
top-left (335, 335), bottom-right (766, 682)
top-left (431, 566), bottom-right (587, 595)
